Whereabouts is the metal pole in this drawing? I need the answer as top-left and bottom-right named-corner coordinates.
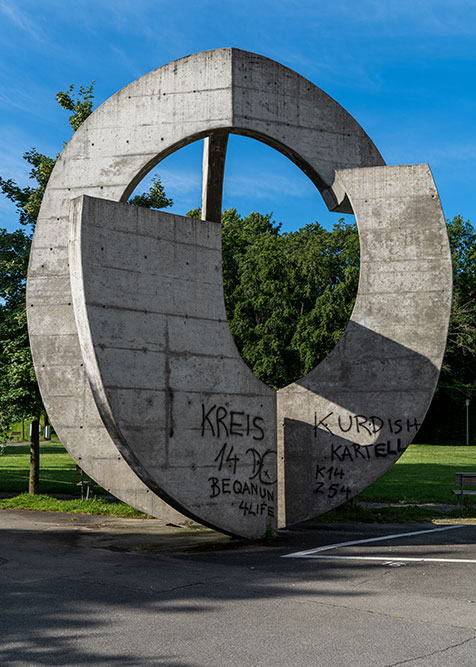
top-left (466, 398), bottom-right (470, 445)
top-left (29, 419), bottom-right (40, 494)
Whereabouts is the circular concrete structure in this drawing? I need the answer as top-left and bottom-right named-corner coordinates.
top-left (27, 49), bottom-right (452, 537)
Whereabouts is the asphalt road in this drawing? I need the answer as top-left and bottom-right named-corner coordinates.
top-left (1, 509), bottom-right (476, 667)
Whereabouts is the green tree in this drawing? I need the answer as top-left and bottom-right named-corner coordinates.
top-left (219, 210), bottom-right (359, 388)
top-left (2, 84), bottom-right (476, 454)
top-left (444, 215), bottom-right (476, 389)
top-left (220, 208), bottom-right (476, 444)
top-left (0, 229), bottom-right (40, 440)
top-left (55, 82), bottom-right (95, 132)
top-left (417, 215), bottom-right (476, 444)
top-left (0, 82), bottom-right (173, 486)
top-left (128, 176), bottom-right (173, 209)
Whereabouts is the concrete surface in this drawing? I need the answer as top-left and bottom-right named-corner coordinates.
top-left (27, 48), bottom-right (385, 531)
top-left (70, 195), bottom-right (276, 538)
top-left (1, 509), bottom-right (476, 666)
top-left (277, 164), bottom-right (452, 526)
top-left (27, 48), bottom-right (451, 538)
top-left (201, 133), bottom-right (228, 223)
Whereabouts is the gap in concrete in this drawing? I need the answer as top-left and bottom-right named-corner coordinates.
top-left (126, 134), bottom-right (359, 391)
top-left (127, 135), bottom-right (356, 233)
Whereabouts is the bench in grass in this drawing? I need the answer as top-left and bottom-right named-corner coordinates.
top-left (453, 472), bottom-right (476, 505)
top-left (76, 480), bottom-right (96, 499)
top-left (76, 464), bottom-right (96, 499)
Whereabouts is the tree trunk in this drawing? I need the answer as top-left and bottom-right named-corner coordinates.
top-left (29, 419), bottom-right (40, 495)
top-left (21, 419), bottom-right (25, 441)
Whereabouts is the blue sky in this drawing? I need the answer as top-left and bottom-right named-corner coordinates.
top-left (0, 0), bottom-right (475, 233)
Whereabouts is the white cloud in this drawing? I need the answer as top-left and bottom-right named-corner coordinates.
top-left (0, 0), bottom-right (46, 40)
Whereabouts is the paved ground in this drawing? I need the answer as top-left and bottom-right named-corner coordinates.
top-left (1, 509), bottom-right (476, 666)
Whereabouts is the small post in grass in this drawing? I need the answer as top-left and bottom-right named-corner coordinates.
top-left (465, 398), bottom-right (470, 446)
top-left (29, 419), bottom-right (40, 495)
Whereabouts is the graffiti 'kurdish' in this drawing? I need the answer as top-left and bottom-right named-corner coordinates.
top-left (314, 412), bottom-right (422, 438)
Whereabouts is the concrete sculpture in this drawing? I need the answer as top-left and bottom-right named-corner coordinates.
top-left (27, 49), bottom-right (452, 538)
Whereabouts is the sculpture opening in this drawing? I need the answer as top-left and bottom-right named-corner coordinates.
top-left (128, 134), bottom-right (360, 391)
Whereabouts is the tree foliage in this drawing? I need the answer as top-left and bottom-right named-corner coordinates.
top-left (128, 175), bottom-right (173, 209)
top-left (0, 82), bottom-right (172, 442)
top-left (444, 215), bottom-right (476, 384)
top-left (1, 82), bottom-right (476, 447)
top-left (0, 229), bottom-right (39, 439)
top-left (417, 215), bottom-right (476, 444)
top-left (56, 82), bottom-right (95, 132)
top-left (220, 209), bottom-right (476, 443)
top-left (220, 210), bottom-right (360, 388)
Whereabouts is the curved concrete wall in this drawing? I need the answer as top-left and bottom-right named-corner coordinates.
top-left (27, 49), bottom-right (450, 536)
top-left (277, 164), bottom-right (452, 526)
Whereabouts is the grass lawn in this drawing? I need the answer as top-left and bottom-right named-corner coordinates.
top-left (2, 441), bottom-right (476, 503)
top-left (2, 440), bottom-right (476, 521)
top-left (0, 441), bottom-right (102, 495)
top-left (6, 419), bottom-right (60, 442)
top-left (0, 493), bottom-right (148, 517)
top-left (357, 444), bottom-right (476, 504)
top-left (0, 441), bottom-right (149, 517)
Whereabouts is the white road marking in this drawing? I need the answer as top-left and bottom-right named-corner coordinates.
top-left (287, 555), bottom-right (476, 564)
top-left (282, 525), bottom-right (464, 558)
top-left (382, 561), bottom-right (406, 567)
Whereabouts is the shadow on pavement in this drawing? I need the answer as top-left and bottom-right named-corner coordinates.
top-left (0, 511), bottom-right (475, 666)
